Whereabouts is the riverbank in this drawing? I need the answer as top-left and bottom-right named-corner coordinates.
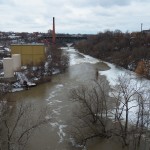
top-left (74, 31), bottom-right (150, 80)
top-left (66, 47), bottom-right (150, 150)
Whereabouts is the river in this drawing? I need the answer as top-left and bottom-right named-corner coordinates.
top-left (9, 47), bottom-right (121, 150)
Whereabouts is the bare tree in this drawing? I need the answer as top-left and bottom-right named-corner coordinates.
top-left (69, 79), bottom-right (112, 147)
top-left (112, 75), bottom-right (150, 149)
top-left (69, 75), bottom-right (150, 150)
top-left (0, 100), bottom-right (51, 150)
top-left (46, 45), bottom-right (69, 74)
top-left (112, 76), bottom-right (138, 147)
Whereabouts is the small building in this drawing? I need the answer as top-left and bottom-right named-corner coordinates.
top-left (10, 44), bottom-right (46, 66)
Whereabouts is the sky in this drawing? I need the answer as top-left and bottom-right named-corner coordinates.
top-left (0, 0), bottom-right (150, 34)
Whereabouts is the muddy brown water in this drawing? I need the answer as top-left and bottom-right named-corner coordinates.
top-left (9, 49), bottom-right (122, 150)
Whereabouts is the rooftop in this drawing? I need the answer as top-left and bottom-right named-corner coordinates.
top-left (11, 43), bottom-right (45, 46)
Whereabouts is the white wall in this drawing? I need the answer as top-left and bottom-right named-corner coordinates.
top-left (3, 58), bottom-right (14, 78)
top-left (12, 54), bottom-right (21, 71)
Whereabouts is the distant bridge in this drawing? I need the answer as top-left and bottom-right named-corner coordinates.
top-left (40, 35), bottom-right (88, 44)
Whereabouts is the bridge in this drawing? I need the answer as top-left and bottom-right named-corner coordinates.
top-left (39, 34), bottom-right (88, 44)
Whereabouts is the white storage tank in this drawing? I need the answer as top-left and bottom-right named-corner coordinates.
top-left (3, 58), bottom-right (14, 78)
top-left (12, 54), bottom-right (21, 71)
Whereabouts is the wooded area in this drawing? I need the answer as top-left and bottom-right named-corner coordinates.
top-left (75, 30), bottom-right (150, 78)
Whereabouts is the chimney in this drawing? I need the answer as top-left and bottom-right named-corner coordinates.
top-left (52, 17), bottom-right (56, 44)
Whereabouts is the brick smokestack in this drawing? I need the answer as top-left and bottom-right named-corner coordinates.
top-left (52, 17), bottom-right (56, 44)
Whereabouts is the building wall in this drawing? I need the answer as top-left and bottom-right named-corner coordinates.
top-left (11, 44), bottom-right (46, 66)
top-left (3, 58), bottom-right (14, 78)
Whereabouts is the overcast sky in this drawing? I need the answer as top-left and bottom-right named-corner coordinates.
top-left (0, 0), bottom-right (150, 34)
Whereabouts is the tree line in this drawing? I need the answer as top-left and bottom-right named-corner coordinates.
top-left (75, 30), bottom-right (150, 78)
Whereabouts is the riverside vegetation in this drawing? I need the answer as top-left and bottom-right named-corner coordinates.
top-left (75, 30), bottom-right (150, 79)
top-left (71, 30), bottom-right (150, 149)
top-left (69, 76), bottom-right (150, 150)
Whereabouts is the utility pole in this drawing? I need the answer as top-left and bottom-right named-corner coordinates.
top-left (141, 23), bottom-right (143, 32)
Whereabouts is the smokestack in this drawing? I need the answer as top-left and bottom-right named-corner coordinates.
top-left (52, 17), bottom-right (56, 44)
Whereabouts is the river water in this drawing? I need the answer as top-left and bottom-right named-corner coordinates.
top-left (9, 47), bottom-right (120, 150)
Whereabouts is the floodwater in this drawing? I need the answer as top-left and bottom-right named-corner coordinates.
top-left (9, 47), bottom-right (120, 150)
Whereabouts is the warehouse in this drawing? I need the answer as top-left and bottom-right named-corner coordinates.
top-left (10, 44), bottom-right (46, 66)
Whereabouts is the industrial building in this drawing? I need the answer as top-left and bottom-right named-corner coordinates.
top-left (10, 44), bottom-right (46, 66)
